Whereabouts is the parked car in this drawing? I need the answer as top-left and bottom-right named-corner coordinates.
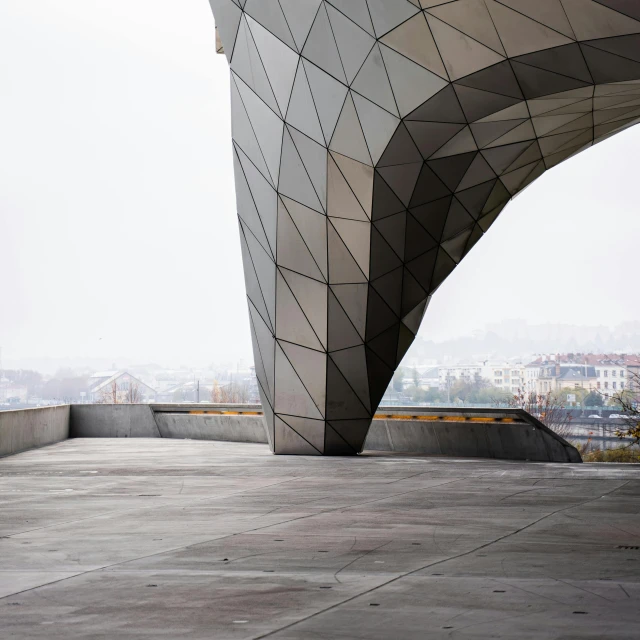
top-left (588, 414), bottom-right (602, 419)
top-left (609, 414), bottom-right (624, 419)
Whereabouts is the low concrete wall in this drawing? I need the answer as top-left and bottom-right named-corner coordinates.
top-left (70, 404), bottom-right (268, 443)
top-left (70, 404), bottom-right (160, 438)
top-left (364, 408), bottom-right (581, 462)
top-left (62, 404), bottom-right (580, 462)
top-left (0, 405), bottom-right (70, 457)
top-left (150, 405), bottom-right (579, 462)
top-left (365, 418), bottom-right (578, 461)
top-left (155, 413), bottom-right (268, 443)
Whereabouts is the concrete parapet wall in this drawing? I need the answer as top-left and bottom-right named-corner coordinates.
top-left (70, 404), bottom-right (268, 444)
top-left (154, 413), bottom-right (268, 443)
top-left (70, 404), bottom-right (160, 438)
top-left (365, 417), bottom-right (580, 462)
top-left (0, 405), bottom-right (70, 457)
top-left (0, 403), bottom-right (579, 462)
top-left (147, 405), bottom-right (580, 462)
top-left (365, 407), bottom-right (581, 462)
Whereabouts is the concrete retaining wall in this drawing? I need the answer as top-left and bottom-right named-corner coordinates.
top-left (1, 403), bottom-right (580, 462)
top-left (0, 405), bottom-right (70, 457)
top-left (364, 415), bottom-right (581, 462)
top-left (70, 404), bottom-right (160, 438)
top-left (70, 404), bottom-right (268, 444)
top-left (154, 413), bottom-right (268, 443)
top-left (148, 405), bottom-right (580, 462)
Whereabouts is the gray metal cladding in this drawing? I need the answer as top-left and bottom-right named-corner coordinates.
top-left (209, 0), bottom-right (640, 454)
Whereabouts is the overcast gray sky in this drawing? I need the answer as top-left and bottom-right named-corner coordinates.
top-left (1, 0), bottom-right (639, 369)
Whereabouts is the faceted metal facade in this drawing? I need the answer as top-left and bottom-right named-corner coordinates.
top-left (209, 0), bottom-right (640, 455)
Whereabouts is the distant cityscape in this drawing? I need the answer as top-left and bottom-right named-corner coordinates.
top-left (387, 352), bottom-right (640, 408)
top-left (0, 362), bottom-right (260, 408)
top-left (2, 320), bottom-right (640, 411)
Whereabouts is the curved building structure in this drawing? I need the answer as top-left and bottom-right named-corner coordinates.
top-left (208, 0), bottom-right (640, 455)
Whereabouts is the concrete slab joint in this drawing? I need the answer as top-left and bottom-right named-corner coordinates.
top-left (0, 439), bottom-right (635, 638)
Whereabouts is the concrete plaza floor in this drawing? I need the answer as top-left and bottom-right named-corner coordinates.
top-left (1, 439), bottom-right (639, 639)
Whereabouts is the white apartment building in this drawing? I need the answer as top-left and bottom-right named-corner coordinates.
top-left (525, 363), bottom-right (541, 393)
top-left (438, 364), bottom-right (484, 389)
top-left (483, 364), bottom-right (526, 393)
top-left (589, 356), bottom-right (628, 398)
top-left (437, 362), bottom-right (525, 393)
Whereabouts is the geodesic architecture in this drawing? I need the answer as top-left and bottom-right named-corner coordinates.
top-left (208, 0), bottom-right (640, 455)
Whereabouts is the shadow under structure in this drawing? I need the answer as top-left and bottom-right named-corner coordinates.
top-left (208, 0), bottom-right (640, 455)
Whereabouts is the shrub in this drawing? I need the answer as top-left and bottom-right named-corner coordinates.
top-left (579, 446), bottom-right (640, 463)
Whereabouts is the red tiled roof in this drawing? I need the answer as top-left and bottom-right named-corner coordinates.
top-left (526, 353), bottom-right (640, 367)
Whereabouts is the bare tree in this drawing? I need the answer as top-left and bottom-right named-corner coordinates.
top-left (99, 381), bottom-right (119, 404)
top-left (610, 370), bottom-right (640, 446)
top-left (98, 380), bottom-right (141, 404)
top-left (210, 379), bottom-right (250, 403)
top-left (125, 382), bottom-right (141, 404)
top-left (509, 388), bottom-right (573, 438)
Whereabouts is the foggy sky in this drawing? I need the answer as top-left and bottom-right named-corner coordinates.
top-left (1, 0), bottom-right (639, 369)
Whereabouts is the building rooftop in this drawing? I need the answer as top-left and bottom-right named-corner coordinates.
top-left (557, 368), bottom-right (595, 382)
top-left (88, 370), bottom-right (119, 380)
top-left (88, 371), bottom-right (155, 394)
top-left (1, 439), bottom-right (639, 638)
top-left (527, 354), bottom-right (640, 367)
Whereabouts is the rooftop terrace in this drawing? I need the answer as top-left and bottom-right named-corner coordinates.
top-left (1, 438), bottom-right (639, 638)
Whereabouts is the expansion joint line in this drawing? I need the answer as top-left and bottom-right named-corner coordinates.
top-left (251, 479), bottom-right (633, 640)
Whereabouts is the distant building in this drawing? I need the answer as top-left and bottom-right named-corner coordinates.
top-left (556, 367), bottom-right (597, 391)
top-left (0, 378), bottom-right (28, 404)
top-left (156, 380), bottom-right (213, 403)
top-left (438, 364), bottom-right (484, 389)
top-left (380, 387), bottom-right (412, 407)
top-left (418, 367), bottom-right (440, 390)
top-left (627, 357), bottom-right (640, 395)
top-left (524, 354), bottom-right (640, 400)
top-left (526, 355), bottom-right (597, 395)
top-left (437, 362), bottom-right (524, 394)
top-left (88, 371), bottom-right (156, 403)
top-left (583, 354), bottom-right (639, 399)
top-left (524, 361), bottom-right (541, 393)
top-left (482, 364), bottom-right (525, 394)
